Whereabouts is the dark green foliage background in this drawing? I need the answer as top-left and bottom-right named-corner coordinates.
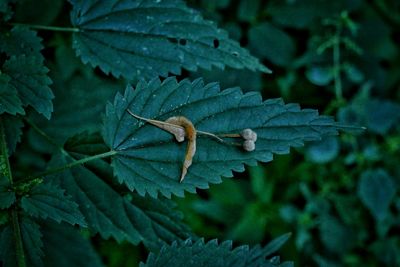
top-left (183, 0), bottom-right (400, 266)
top-left (1, 0), bottom-right (399, 266)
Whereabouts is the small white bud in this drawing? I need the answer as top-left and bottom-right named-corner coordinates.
top-left (240, 128), bottom-right (257, 142)
top-left (243, 140), bottom-right (255, 151)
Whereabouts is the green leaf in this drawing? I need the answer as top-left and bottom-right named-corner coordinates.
top-left (140, 238), bottom-right (292, 267)
top-left (2, 55), bottom-right (53, 119)
top-left (0, 0), bottom-right (16, 21)
top-left (41, 221), bottom-right (104, 267)
top-left (0, 224), bottom-right (15, 266)
top-left (15, 0), bottom-right (63, 26)
top-left (262, 232), bottom-right (292, 257)
top-left (127, 193), bottom-right (192, 250)
top-left (0, 180), bottom-right (15, 209)
top-left (365, 99), bottom-right (400, 135)
top-left (0, 217), bottom-right (44, 267)
top-left (48, 145), bottom-right (191, 249)
top-left (318, 215), bottom-right (355, 254)
top-left (103, 77), bottom-right (339, 197)
top-left (20, 217), bottom-right (44, 267)
top-left (0, 26), bottom-right (44, 59)
top-left (70, 0), bottom-right (269, 80)
top-left (237, 0), bottom-right (261, 22)
top-left (305, 66), bottom-right (334, 86)
top-left (266, 0), bottom-right (347, 29)
top-left (0, 73), bottom-right (24, 115)
top-left (31, 71), bottom-right (119, 144)
top-left (191, 67), bottom-right (262, 92)
top-left (248, 22), bottom-right (296, 67)
top-left (2, 114), bottom-right (24, 155)
top-left (21, 183), bottom-right (87, 226)
top-left (357, 169), bottom-right (397, 221)
top-left (305, 136), bottom-right (339, 164)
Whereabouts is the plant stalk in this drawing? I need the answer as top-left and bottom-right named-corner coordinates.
top-left (11, 210), bottom-right (26, 267)
top-left (28, 150), bottom-right (117, 180)
top-left (333, 26), bottom-right (343, 101)
top-left (0, 120), bottom-right (27, 267)
top-left (9, 23), bottom-right (80, 32)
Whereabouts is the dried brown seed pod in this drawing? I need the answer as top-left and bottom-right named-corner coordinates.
top-left (243, 140), bottom-right (255, 151)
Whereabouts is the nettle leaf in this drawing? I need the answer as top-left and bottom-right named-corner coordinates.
top-left (365, 99), bottom-right (400, 135)
top-left (0, 180), bottom-right (15, 209)
top-left (70, 0), bottom-right (269, 80)
top-left (248, 22), bottom-right (296, 67)
top-left (0, 0), bottom-right (16, 21)
top-left (21, 183), bottom-right (87, 226)
top-left (0, 217), bottom-right (44, 267)
top-left (357, 169), bottom-right (397, 221)
top-left (48, 142), bottom-right (191, 249)
top-left (2, 115), bottom-right (24, 155)
top-left (20, 217), bottom-right (44, 267)
top-left (0, 26), bottom-right (44, 59)
top-left (0, 73), bottom-right (24, 115)
top-left (140, 237), bottom-right (293, 267)
top-left (2, 55), bottom-right (54, 119)
top-left (31, 71), bottom-right (119, 144)
top-left (103, 78), bottom-right (339, 197)
top-left (15, 0), bottom-right (64, 26)
top-left (41, 221), bottom-right (104, 267)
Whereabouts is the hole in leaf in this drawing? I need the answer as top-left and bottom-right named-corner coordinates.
top-left (213, 39), bottom-right (219, 48)
top-left (232, 51), bottom-right (239, 57)
top-left (168, 38), bottom-right (178, 44)
top-left (179, 39), bottom-right (187, 46)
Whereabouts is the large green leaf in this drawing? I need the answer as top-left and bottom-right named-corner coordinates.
top-left (0, 26), bottom-right (44, 60)
top-left (0, 0), bottom-right (16, 21)
top-left (30, 70), bottom-right (119, 144)
top-left (41, 221), bottom-right (104, 267)
top-left (140, 237), bottom-right (293, 267)
top-left (0, 73), bottom-right (24, 115)
top-left (357, 169), bottom-right (397, 221)
top-left (248, 22), bottom-right (295, 67)
top-left (0, 180), bottom-right (15, 209)
top-left (70, 0), bottom-right (269, 80)
top-left (2, 55), bottom-right (53, 119)
top-left (103, 77), bottom-right (339, 197)
top-left (0, 217), bottom-right (44, 267)
top-left (2, 115), bottom-right (24, 155)
top-left (47, 134), bottom-right (191, 249)
top-left (21, 183), bottom-right (87, 226)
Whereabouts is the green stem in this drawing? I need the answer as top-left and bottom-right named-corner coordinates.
top-left (0, 121), bottom-right (13, 184)
top-left (11, 210), bottom-right (26, 267)
top-left (28, 150), bottom-right (117, 180)
top-left (21, 118), bottom-right (116, 182)
top-left (333, 32), bottom-right (343, 101)
top-left (9, 23), bottom-right (80, 32)
top-left (0, 120), bottom-right (27, 267)
top-left (23, 117), bottom-right (67, 156)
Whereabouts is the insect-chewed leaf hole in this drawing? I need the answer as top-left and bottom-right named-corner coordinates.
top-left (213, 39), bottom-right (219, 48)
top-left (179, 39), bottom-right (187, 46)
top-left (168, 37), bottom-right (179, 44)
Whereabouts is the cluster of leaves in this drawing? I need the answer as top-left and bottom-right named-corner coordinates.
top-left (0, 0), bottom-right (361, 266)
top-left (176, 0), bottom-right (400, 266)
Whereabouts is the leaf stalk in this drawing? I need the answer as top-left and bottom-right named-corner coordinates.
top-left (0, 120), bottom-right (27, 267)
top-left (9, 23), bottom-right (80, 32)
